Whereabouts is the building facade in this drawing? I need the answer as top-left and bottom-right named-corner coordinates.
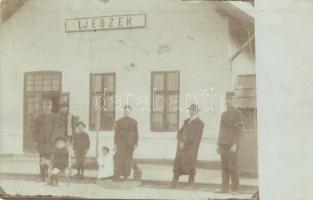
top-left (0, 0), bottom-right (255, 162)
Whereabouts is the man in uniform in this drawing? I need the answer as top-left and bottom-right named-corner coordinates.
top-left (171, 104), bottom-right (204, 189)
top-left (113, 105), bottom-right (138, 181)
top-left (32, 98), bottom-right (58, 181)
top-left (216, 91), bottom-right (244, 194)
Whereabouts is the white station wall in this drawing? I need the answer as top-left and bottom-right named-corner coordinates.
top-left (0, 0), bottom-right (230, 160)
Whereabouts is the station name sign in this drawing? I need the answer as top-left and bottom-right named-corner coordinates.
top-left (65, 14), bottom-right (146, 33)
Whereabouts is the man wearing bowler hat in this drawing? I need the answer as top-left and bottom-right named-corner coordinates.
top-left (216, 91), bottom-right (244, 194)
top-left (171, 104), bottom-right (204, 189)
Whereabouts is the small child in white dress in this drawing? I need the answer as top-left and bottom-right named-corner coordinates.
top-left (97, 146), bottom-right (114, 179)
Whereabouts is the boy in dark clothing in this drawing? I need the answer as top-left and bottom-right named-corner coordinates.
top-left (48, 136), bottom-right (69, 186)
top-left (73, 121), bottom-right (90, 178)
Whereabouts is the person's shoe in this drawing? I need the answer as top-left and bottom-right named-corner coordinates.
top-left (214, 188), bottom-right (229, 193)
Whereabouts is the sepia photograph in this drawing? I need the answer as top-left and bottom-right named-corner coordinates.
top-left (0, 0), bottom-right (259, 199)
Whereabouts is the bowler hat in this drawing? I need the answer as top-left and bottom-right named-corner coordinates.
top-left (76, 121), bottom-right (86, 128)
top-left (187, 104), bottom-right (200, 112)
top-left (54, 136), bottom-right (66, 143)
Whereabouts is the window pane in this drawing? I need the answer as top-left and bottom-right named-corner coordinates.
top-left (26, 80), bottom-right (34, 86)
top-left (43, 79), bottom-right (51, 86)
top-left (152, 113), bottom-right (164, 131)
top-left (166, 72), bottom-right (179, 91)
top-left (26, 75), bottom-right (34, 81)
top-left (35, 75), bottom-right (43, 81)
top-left (101, 112), bottom-right (115, 130)
top-left (167, 94), bottom-right (179, 112)
top-left (152, 73), bottom-right (164, 91)
top-left (52, 85), bottom-right (59, 91)
top-left (28, 102), bottom-right (33, 113)
top-left (105, 95), bottom-right (115, 112)
top-left (52, 74), bottom-right (60, 80)
top-left (43, 85), bottom-right (50, 91)
top-left (26, 86), bottom-right (33, 92)
top-left (91, 75), bottom-right (102, 92)
top-left (152, 94), bottom-right (165, 112)
top-left (166, 113), bottom-right (178, 131)
top-left (104, 75), bottom-right (115, 92)
top-left (34, 80), bottom-right (42, 86)
top-left (43, 74), bottom-right (50, 80)
top-left (34, 85), bottom-right (42, 91)
top-left (34, 103), bottom-right (40, 111)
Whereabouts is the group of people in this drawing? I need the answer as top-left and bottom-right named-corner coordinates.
top-left (32, 91), bottom-right (243, 194)
top-left (32, 100), bottom-right (140, 186)
top-left (170, 91), bottom-right (244, 195)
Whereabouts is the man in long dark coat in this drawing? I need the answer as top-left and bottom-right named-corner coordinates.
top-left (216, 91), bottom-right (244, 194)
top-left (32, 98), bottom-right (58, 181)
top-left (113, 105), bottom-right (138, 181)
top-left (171, 104), bottom-right (204, 188)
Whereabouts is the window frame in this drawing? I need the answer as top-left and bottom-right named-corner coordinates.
top-left (89, 73), bottom-right (116, 131)
top-left (150, 71), bottom-right (180, 132)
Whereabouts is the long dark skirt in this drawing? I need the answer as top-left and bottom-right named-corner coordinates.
top-left (114, 145), bottom-right (134, 177)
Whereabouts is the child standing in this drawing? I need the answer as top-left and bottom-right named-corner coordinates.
top-left (97, 146), bottom-right (114, 179)
top-left (48, 136), bottom-right (69, 186)
top-left (73, 122), bottom-right (90, 178)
